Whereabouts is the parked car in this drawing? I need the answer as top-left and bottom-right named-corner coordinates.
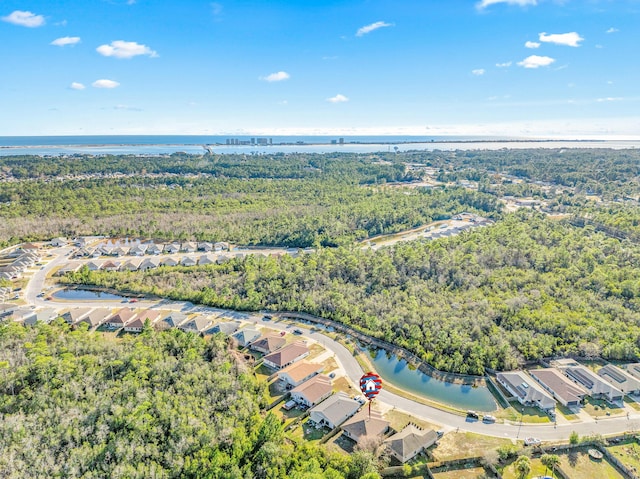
top-left (482, 415), bottom-right (496, 423)
top-left (262, 315), bottom-right (272, 321)
top-left (279, 331), bottom-right (286, 336)
top-left (293, 329), bottom-right (303, 335)
top-left (129, 298), bottom-right (138, 303)
top-left (524, 437), bottom-right (541, 446)
top-left (466, 410), bottom-right (479, 419)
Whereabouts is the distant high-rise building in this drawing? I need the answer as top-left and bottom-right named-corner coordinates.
top-left (339, 138), bottom-right (344, 145)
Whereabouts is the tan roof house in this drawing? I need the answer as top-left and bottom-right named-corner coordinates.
top-left (250, 335), bottom-right (286, 355)
top-left (384, 425), bottom-right (438, 464)
top-left (309, 392), bottom-right (360, 429)
top-left (106, 308), bottom-right (137, 329)
top-left (290, 375), bottom-right (333, 408)
top-left (61, 307), bottom-right (92, 324)
top-left (278, 361), bottom-right (324, 387)
top-left (263, 342), bottom-right (309, 370)
top-left (77, 308), bottom-right (111, 329)
top-left (341, 409), bottom-right (390, 446)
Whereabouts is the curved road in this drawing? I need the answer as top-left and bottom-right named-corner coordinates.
top-left (24, 246), bottom-right (640, 442)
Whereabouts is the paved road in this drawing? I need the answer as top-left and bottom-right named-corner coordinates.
top-left (23, 246), bottom-right (640, 442)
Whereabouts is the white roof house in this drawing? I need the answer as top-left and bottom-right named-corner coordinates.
top-left (562, 365), bottom-right (624, 403)
top-left (598, 364), bottom-right (640, 395)
top-left (496, 371), bottom-right (556, 412)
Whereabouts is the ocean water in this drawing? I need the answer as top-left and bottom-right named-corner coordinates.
top-left (0, 135), bottom-right (638, 156)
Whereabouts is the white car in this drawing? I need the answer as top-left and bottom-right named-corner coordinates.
top-left (524, 437), bottom-right (541, 446)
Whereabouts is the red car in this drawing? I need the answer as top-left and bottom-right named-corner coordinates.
top-left (129, 298), bottom-right (138, 303)
top-left (280, 331), bottom-right (286, 336)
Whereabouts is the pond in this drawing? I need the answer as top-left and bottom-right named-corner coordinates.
top-left (369, 349), bottom-right (497, 412)
top-left (51, 288), bottom-right (128, 301)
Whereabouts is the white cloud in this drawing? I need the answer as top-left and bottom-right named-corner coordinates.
top-left (327, 94), bottom-right (349, 103)
top-left (2, 10), bottom-right (45, 27)
top-left (496, 61), bottom-right (512, 68)
top-left (596, 97), bottom-right (623, 102)
top-left (525, 41), bottom-right (540, 49)
top-left (70, 82), bottom-right (85, 90)
top-left (606, 27), bottom-right (618, 34)
top-left (472, 69), bottom-right (485, 76)
top-left (517, 55), bottom-right (555, 68)
top-left (260, 71), bottom-right (290, 82)
top-left (92, 79), bottom-right (120, 89)
top-left (476, 0), bottom-right (537, 10)
top-left (539, 32), bottom-right (584, 47)
top-left (356, 21), bottom-right (393, 37)
top-left (96, 40), bottom-right (158, 59)
top-left (51, 36), bottom-right (81, 47)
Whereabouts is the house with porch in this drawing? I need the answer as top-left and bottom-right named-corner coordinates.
top-left (290, 375), bottom-right (333, 408)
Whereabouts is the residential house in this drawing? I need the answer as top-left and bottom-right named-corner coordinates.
top-left (625, 363), bottom-right (640, 383)
top-left (129, 244), bottom-right (148, 256)
top-left (161, 257), bottom-right (179, 267)
top-left (147, 244), bottom-right (163, 255)
top-left (165, 243), bottom-right (181, 255)
top-left (263, 342), bottom-right (310, 370)
top-left (278, 361), bottom-right (324, 388)
top-left (77, 308), bottom-right (111, 329)
top-left (216, 254), bottom-right (231, 264)
top-left (106, 308), bottom-right (137, 329)
top-left (250, 335), bottom-right (286, 354)
top-left (180, 256), bottom-right (198, 267)
top-left (102, 260), bottom-right (121, 272)
top-left (290, 375), bottom-right (333, 408)
top-left (232, 327), bottom-right (262, 347)
top-left (181, 242), bottom-right (197, 253)
top-left (111, 246), bottom-right (130, 257)
top-left (50, 237), bottom-right (68, 247)
top-left (158, 312), bottom-right (188, 329)
top-left (384, 425), bottom-right (438, 464)
top-left (562, 365), bottom-right (624, 403)
top-left (208, 321), bottom-right (240, 335)
top-left (0, 304), bottom-right (16, 320)
top-left (139, 258), bottom-right (160, 271)
top-left (309, 392), bottom-right (360, 429)
top-left (214, 242), bottom-right (229, 251)
top-left (55, 262), bottom-right (83, 276)
top-left (24, 308), bottom-right (60, 326)
top-left (598, 364), bottom-right (640, 395)
top-left (61, 307), bottom-right (92, 325)
top-left (341, 409), bottom-right (390, 446)
top-left (198, 242), bottom-right (213, 252)
top-left (75, 247), bottom-right (94, 258)
top-left (124, 318), bottom-right (146, 333)
top-left (496, 371), bottom-right (556, 412)
top-left (86, 261), bottom-right (103, 271)
top-left (135, 309), bottom-right (163, 325)
top-left (198, 255), bottom-right (216, 266)
top-left (9, 307), bottom-right (37, 324)
top-left (120, 259), bottom-right (141, 271)
top-left (180, 315), bottom-right (213, 333)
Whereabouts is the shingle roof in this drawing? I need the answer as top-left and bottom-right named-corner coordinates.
top-left (291, 375), bottom-right (332, 404)
top-left (341, 409), bottom-right (389, 443)
top-left (529, 368), bottom-right (586, 405)
top-left (384, 425), bottom-right (437, 462)
top-left (279, 361), bottom-right (323, 383)
top-left (263, 342), bottom-right (309, 368)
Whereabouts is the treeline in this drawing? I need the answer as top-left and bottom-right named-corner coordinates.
top-left (64, 210), bottom-right (640, 375)
top-left (405, 148), bottom-right (640, 198)
top-left (0, 159), bottom-right (500, 247)
top-left (0, 321), bottom-right (380, 479)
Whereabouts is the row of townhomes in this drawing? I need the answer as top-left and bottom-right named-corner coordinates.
top-left (497, 358), bottom-right (640, 414)
top-left (0, 243), bottom-right (41, 281)
top-left (74, 239), bottom-right (231, 258)
top-left (240, 331), bottom-right (438, 464)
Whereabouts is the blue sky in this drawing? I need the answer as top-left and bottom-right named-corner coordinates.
top-left (1, 0), bottom-right (639, 138)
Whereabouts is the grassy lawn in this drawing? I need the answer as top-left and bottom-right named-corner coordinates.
top-left (496, 403), bottom-right (552, 424)
top-left (624, 396), bottom-right (640, 411)
top-left (556, 404), bottom-right (580, 421)
top-left (432, 466), bottom-right (487, 479)
top-left (431, 431), bottom-right (516, 462)
top-left (583, 397), bottom-right (625, 419)
top-left (558, 449), bottom-right (625, 479)
top-left (500, 458), bottom-right (553, 479)
top-left (607, 439), bottom-right (640, 475)
top-left (385, 409), bottom-right (439, 433)
top-left (305, 343), bottom-right (326, 361)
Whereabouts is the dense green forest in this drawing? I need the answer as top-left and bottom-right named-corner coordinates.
top-left (0, 321), bottom-right (380, 479)
top-left (0, 154), bottom-right (499, 247)
top-left (64, 210), bottom-right (640, 374)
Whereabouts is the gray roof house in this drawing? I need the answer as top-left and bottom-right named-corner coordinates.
top-left (24, 308), bottom-right (60, 326)
top-left (198, 254), bottom-right (216, 266)
top-left (147, 244), bottom-right (163, 255)
top-left (309, 392), bottom-right (360, 429)
top-left (529, 368), bottom-right (587, 408)
top-left (61, 307), bottom-right (92, 324)
top-left (208, 321), bottom-right (240, 335)
top-left (77, 308), bottom-right (112, 329)
top-left (159, 312), bottom-right (189, 329)
top-left (341, 409), bottom-right (390, 446)
top-left (250, 335), bottom-right (286, 354)
top-left (139, 258), bottom-right (160, 271)
top-left (496, 371), bottom-right (556, 412)
top-left (598, 364), bottom-right (640, 395)
top-left (562, 365), bottom-right (624, 403)
top-left (161, 257), bottom-right (179, 267)
top-left (384, 425), bottom-right (438, 464)
top-left (180, 315), bottom-right (213, 333)
top-left (232, 327), bottom-right (262, 347)
top-left (180, 256), bottom-right (198, 267)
